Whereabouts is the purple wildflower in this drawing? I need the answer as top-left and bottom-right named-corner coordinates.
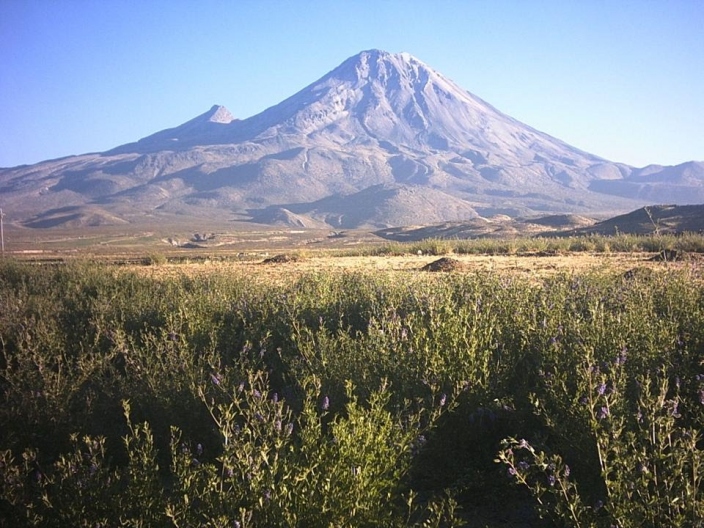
top-left (271, 392), bottom-right (278, 404)
top-left (616, 347), bottom-right (627, 366)
top-left (210, 373), bottom-right (221, 386)
top-left (274, 419), bottom-right (282, 433)
top-left (253, 389), bottom-right (262, 399)
top-left (321, 396), bottom-right (330, 411)
top-left (597, 406), bottom-right (609, 420)
top-left (547, 474), bottom-right (556, 487)
top-left (518, 461), bottom-right (530, 471)
top-left (597, 383), bottom-right (607, 396)
top-left (439, 393), bottom-right (447, 407)
top-left (285, 422), bottom-right (294, 436)
top-left (508, 467), bottom-right (517, 477)
top-left (196, 443), bottom-right (203, 456)
top-left (564, 465), bottom-right (570, 478)
top-left (518, 438), bottom-right (530, 449)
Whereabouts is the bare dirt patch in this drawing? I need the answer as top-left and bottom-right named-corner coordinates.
top-left (421, 257), bottom-right (465, 272)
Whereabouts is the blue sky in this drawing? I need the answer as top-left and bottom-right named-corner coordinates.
top-left (1, 0), bottom-right (702, 168)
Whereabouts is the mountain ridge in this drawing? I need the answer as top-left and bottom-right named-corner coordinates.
top-left (1, 49), bottom-right (702, 229)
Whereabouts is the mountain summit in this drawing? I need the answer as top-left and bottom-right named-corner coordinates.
top-left (2, 50), bottom-right (703, 229)
top-left (255, 49), bottom-right (599, 162)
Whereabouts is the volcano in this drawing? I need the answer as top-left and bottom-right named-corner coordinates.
top-left (2, 49), bottom-right (702, 229)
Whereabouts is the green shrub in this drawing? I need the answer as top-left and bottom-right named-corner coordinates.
top-left (1, 260), bottom-right (703, 525)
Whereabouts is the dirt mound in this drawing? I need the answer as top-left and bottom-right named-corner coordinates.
top-left (421, 257), bottom-right (464, 272)
top-left (262, 254), bottom-right (302, 264)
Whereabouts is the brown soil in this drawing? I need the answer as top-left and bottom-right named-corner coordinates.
top-left (421, 257), bottom-right (465, 272)
top-left (261, 254), bottom-right (302, 264)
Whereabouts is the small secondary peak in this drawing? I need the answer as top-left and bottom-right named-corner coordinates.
top-left (205, 105), bottom-right (235, 124)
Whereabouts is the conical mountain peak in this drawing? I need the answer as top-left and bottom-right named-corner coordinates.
top-left (109, 104), bottom-right (237, 153)
top-left (244, 48), bottom-right (533, 155)
top-left (13, 48), bottom-right (700, 231)
top-left (327, 49), bottom-right (434, 86)
top-left (203, 105), bottom-right (235, 124)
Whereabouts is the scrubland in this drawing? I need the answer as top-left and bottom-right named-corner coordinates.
top-left (1, 244), bottom-right (703, 526)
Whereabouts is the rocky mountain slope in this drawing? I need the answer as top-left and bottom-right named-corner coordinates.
top-left (1, 49), bottom-right (702, 229)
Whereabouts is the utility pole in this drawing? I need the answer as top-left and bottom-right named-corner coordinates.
top-left (0, 208), bottom-right (4, 256)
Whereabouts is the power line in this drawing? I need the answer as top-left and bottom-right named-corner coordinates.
top-left (0, 208), bottom-right (5, 256)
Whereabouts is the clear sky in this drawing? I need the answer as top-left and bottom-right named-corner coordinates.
top-left (1, 0), bottom-right (703, 168)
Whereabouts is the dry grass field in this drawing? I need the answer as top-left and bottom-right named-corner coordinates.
top-left (5, 221), bottom-right (703, 283)
top-left (127, 252), bottom-right (703, 287)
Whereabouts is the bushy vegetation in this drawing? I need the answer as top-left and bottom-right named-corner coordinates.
top-left (1, 260), bottom-right (703, 526)
top-left (349, 232), bottom-right (704, 257)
